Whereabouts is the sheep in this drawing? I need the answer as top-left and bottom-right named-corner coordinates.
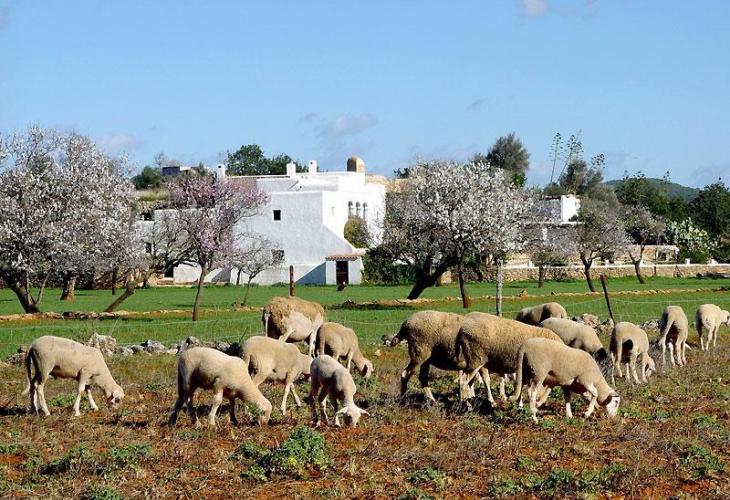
top-left (695, 304), bottom-right (730, 351)
top-left (608, 320), bottom-right (656, 385)
top-left (262, 296), bottom-right (326, 356)
top-left (539, 317), bottom-right (609, 362)
top-left (240, 336), bottom-right (312, 416)
top-left (457, 313), bottom-right (564, 404)
top-left (23, 335), bottom-right (124, 417)
top-left (658, 306), bottom-right (689, 366)
top-left (316, 322), bottom-right (373, 379)
top-left (168, 347), bottom-right (272, 427)
top-left (515, 302), bottom-right (568, 326)
top-left (510, 337), bottom-right (621, 422)
top-left (387, 310), bottom-right (470, 402)
top-left (308, 355), bottom-right (369, 427)
top-left (572, 313), bottom-right (600, 328)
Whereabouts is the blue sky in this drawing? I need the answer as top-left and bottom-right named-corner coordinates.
top-left (2, 1), bottom-right (728, 186)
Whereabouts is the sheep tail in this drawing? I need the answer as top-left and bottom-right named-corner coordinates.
top-left (509, 347), bottom-right (526, 402)
top-left (262, 309), bottom-right (270, 336)
top-left (659, 315), bottom-right (673, 342)
top-left (694, 311), bottom-right (703, 336)
top-left (22, 350), bottom-right (33, 395)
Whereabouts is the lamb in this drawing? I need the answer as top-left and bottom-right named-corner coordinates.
top-left (515, 302), bottom-right (568, 326)
top-left (240, 336), bottom-right (312, 416)
top-left (316, 322), bottom-right (373, 379)
top-left (387, 310), bottom-right (470, 402)
top-left (456, 313), bottom-right (564, 404)
top-left (658, 306), bottom-right (690, 366)
top-left (510, 337), bottom-right (620, 422)
top-left (262, 296), bottom-right (326, 356)
top-left (539, 318), bottom-right (608, 360)
top-left (608, 320), bottom-right (656, 384)
top-left (23, 335), bottom-right (124, 417)
top-left (695, 304), bottom-right (730, 351)
top-left (168, 346), bottom-right (272, 427)
top-left (308, 355), bottom-right (369, 427)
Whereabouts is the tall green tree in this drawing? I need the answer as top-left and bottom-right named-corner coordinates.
top-left (473, 132), bottom-right (530, 186)
top-left (132, 166), bottom-right (163, 189)
top-left (226, 144), bottom-right (301, 176)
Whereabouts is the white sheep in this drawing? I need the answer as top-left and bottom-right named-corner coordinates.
top-left (514, 302), bottom-right (568, 326)
top-left (23, 335), bottom-right (124, 417)
top-left (695, 304), bottom-right (730, 351)
top-left (658, 306), bottom-right (690, 366)
top-left (539, 318), bottom-right (608, 359)
top-left (262, 296), bottom-right (326, 356)
top-left (168, 347), bottom-right (272, 427)
top-left (240, 336), bottom-right (312, 416)
top-left (308, 355), bottom-right (369, 427)
top-left (457, 312), bottom-right (564, 404)
top-left (608, 320), bottom-right (656, 385)
top-left (510, 337), bottom-right (621, 422)
top-left (316, 322), bottom-right (373, 379)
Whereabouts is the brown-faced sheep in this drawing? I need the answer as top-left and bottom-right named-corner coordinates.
top-left (262, 296), bottom-right (326, 356)
top-left (695, 304), bottom-right (730, 351)
top-left (608, 320), bottom-right (656, 385)
top-left (510, 337), bottom-right (620, 422)
top-left (316, 322), bottom-right (373, 378)
top-left (515, 302), bottom-right (568, 326)
top-left (658, 306), bottom-right (689, 366)
top-left (23, 336), bottom-right (124, 417)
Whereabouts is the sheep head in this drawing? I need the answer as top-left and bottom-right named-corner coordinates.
top-left (336, 403), bottom-right (370, 428)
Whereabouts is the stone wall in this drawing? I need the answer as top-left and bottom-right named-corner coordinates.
top-left (500, 263), bottom-right (730, 282)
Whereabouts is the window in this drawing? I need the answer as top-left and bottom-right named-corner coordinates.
top-left (356, 202), bottom-right (362, 218)
top-left (348, 201), bottom-right (354, 218)
top-left (271, 249), bottom-right (285, 262)
top-left (362, 202), bottom-right (368, 220)
top-left (164, 266), bottom-right (174, 278)
top-left (273, 209), bottom-right (281, 221)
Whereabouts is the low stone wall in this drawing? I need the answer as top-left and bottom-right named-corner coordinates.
top-left (500, 263), bottom-right (730, 282)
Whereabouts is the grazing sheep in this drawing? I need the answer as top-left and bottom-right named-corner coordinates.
top-left (387, 310), bottom-right (470, 402)
top-left (316, 322), bottom-right (373, 379)
top-left (539, 317), bottom-right (609, 361)
top-left (510, 337), bottom-right (621, 422)
top-left (308, 355), bottom-right (369, 427)
top-left (457, 313), bottom-right (563, 404)
top-left (23, 336), bottom-right (124, 417)
top-left (608, 320), bottom-right (656, 385)
top-left (695, 304), bottom-right (730, 351)
top-left (658, 306), bottom-right (690, 366)
top-left (572, 313), bottom-right (601, 328)
top-left (515, 302), bottom-right (568, 326)
top-left (240, 336), bottom-right (312, 416)
top-left (168, 347), bottom-right (272, 427)
top-left (262, 296), bottom-right (326, 356)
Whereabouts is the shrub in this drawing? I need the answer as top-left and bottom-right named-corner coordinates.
top-left (344, 217), bottom-right (370, 248)
top-left (680, 445), bottom-right (724, 479)
top-left (408, 467), bottom-right (450, 489)
top-left (103, 444), bottom-right (153, 472)
top-left (42, 445), bottom-right (94, 475)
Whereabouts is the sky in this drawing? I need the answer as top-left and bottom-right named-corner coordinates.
top-left (1, 0), bottom-right (729, 187)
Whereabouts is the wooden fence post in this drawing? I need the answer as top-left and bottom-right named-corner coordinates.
top-left (289, 265), bottom-right (295, 297)
top-left (599, 274), bottom-right (614, 321)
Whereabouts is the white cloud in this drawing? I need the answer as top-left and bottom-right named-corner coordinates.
top-left (520, 0), bottom-right (548, 17)
top-left (315, 113), bottom-right (378, 142)
top-left (97, 133), bottom-right (145, 155)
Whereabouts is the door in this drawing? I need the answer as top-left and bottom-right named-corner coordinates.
top-left (336, 260), bottom-right (349, 285)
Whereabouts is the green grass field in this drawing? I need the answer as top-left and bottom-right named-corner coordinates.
top-left (0, 277), bottom-right (729, 497)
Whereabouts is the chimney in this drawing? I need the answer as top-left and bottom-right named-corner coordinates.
top-left (286, 161), bottom-right (296, 177)
top-left (216, 163), bottom-right (226, 180)
top-left (308, 160), bottom-right (317, 175)
top-left (346, 156), bottom-right (365, 173)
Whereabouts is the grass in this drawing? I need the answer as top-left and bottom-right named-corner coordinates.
top-left (0, 277), bottom-right (728, 497)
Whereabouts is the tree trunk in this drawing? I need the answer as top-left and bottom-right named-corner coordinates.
top-left (105, 281), bottom-right (136, 313)
top-left (457, 268), bottom-right (470, 309)
top-left (6, 277), bottom-right (41, 313)
top-left (111, 268), bottom-right (118, 295)
top-left (60, 274), bottom-right (77, 301)
top-left (192, 267), bottom-right (208, 322)
top-left (537, 264), bottom-right (546, 288)
top-left (235, 269), bottom-right (242, 287)
top-left (581, 258), bottom-right (596, 292)
top-left (495, 259), bottom-right (504, 316)
top-left (242, 277), bottom-right (253, 306)
top-left (407, 273), bottom-right (439, 300)
top-left (633, 259), bottom-right (646, 284)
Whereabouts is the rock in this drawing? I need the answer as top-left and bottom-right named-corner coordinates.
top-left (130, 345), bottom-right (145, 354)
top-left (164, 348), bottom-right (178, 355)
top-left (141, 340), bottom-right (166, 353)
top-left (86, 333), bottom-right (118, 355)
top-left (642, 319), bottom-right (659, 331)
top-left (118, 347), bottom-right (134, 357)
top-left (212, 341), bottom-right (231, 353)
top-left (518, 289), bottom-right (529, 298)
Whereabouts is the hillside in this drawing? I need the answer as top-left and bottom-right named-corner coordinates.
top-left (606, 178), bottom-right (700, 202)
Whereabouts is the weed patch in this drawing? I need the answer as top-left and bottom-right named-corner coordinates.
top-left (408, 467), bottom-right (450, 489)
top-left (680, 445), bottom-right (724, 479)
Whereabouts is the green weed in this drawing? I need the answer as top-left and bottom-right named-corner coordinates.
top-left (408, 467), bottom-right (450, 489)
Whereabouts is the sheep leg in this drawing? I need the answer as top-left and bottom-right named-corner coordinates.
top-left (712, 326), bottom-right (718, 349)
top-left (346, 353), bottom-right (353, 372)
top-left (208, 389), bottom-right (224, 427)
top-left (584, 385), bottom-right (598, 418)
top-left (528, 380), bottom-right (543, 423)
top-left (332, 398), bottom-right (342, 427)
top-left (562, 386), bottom-right (573, 419)
top-left (281, 380), bottom-right (293, 416)
top-left (308, 383), bottom-right (320, 426)
top-left (36, 375), bottom-right (51, 416)
top-left (318, 393), bottom-right (330, 426)
top-left (290, 385), bottom-right (303, 407)
top-left (478, 368), bottom-right (491, 401)
top-left (228, 398), bottom-right (239, 426)
top-left (28, 380), bottom-right (38, 414)
top-left (400, 360), bottom-right (419, 398)
top-left (700, 331), bottom-right (706, 351)
top-left (536, 386), bottom-right (551, 408)
top-left (418, 362), bottom-right (436, 403)
top-left (85, 387), bottom-right (98, 411)
top-left (681, 341), bottom-right (688, 365)
top-left (667, 342), bottom-right (676, 367)
top-left (186, 392), bottom-right (199, 427)
top-left (499, 375), bottom-right (507, 401)
top-left (169, 394), bottom-right (185, 426)
top-left (630, 356), bottom-right (641, 384)
top-left (73, 380), bottom-right (87, 417)
top-left (660, 338), bottom-right (667, 365)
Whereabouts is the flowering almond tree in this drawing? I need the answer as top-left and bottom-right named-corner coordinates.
top-left (167, 173), bottom-right (268, 321)
top-left (525, 225), bottom-right (578, 288)
top-left (0, 127), bottom-right (135, 313)
top-left (623, 205), bottom-right (665, 284)
top-left (232, 237), bottom-right (283, 306)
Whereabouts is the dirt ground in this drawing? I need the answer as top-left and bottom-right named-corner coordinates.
top-left (0, 325), bottom-right (728, 499)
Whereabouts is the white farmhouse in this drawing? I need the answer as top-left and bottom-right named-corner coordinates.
top-left (167, 156), bottom-right (386, 286)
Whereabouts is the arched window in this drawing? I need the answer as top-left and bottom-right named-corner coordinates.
top-left (348, 201), bottom-right (354, 218)
top-left (356, 202), bottom-right (362, 218)
top-left (362, 203), bottom-right (368, 221)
